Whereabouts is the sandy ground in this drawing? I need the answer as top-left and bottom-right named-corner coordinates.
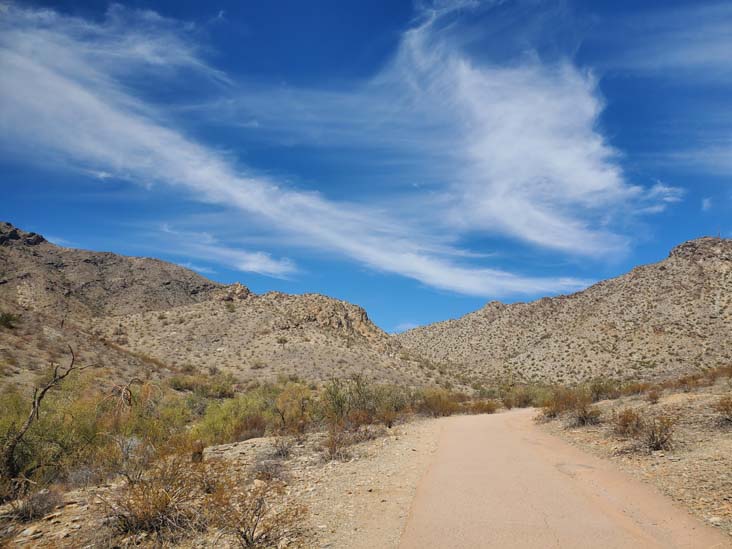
top-left (399, 409), bottom-right (730, 549)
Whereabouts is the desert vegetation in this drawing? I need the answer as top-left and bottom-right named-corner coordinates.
top-left (0, 350), bottom-right (507, 546)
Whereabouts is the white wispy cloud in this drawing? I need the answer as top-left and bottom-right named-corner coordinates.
top-left (160, 225), bottom-right (296, 278)
top-left (0, 3), bottom-right (671, 297)
top-left (701, 197), bottom-right (712, 212)
top-left (600, 3), bottom-right (732, 79)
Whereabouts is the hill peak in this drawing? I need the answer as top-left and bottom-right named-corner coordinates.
top-left (0, 221), bottom-right (46, 247)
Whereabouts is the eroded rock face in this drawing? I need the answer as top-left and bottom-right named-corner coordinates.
top-left (215, 282), bottom-right (252, 301)
top-left (0, 221), bottom-right (222, 319)
top-left (0, 222), bottom-right (46, 246)
top-left (669, 237), bottom-right (732, 262)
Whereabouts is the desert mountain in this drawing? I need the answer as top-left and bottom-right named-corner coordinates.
top-left (0, 221), bottom-right (221, 321)
top-left (0, 222), bottom-right (441, 388)
top-left (397, 237), bottom-right (732, 385)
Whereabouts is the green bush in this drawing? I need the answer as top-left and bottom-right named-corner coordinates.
top-left (0, 312), bottom-right (18, 329)
top-left (193, 391), bottom-right (270, 445)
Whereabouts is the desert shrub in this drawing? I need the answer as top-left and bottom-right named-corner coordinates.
top-left (168, 374), bottom-right (235, 399)
top-left (589, 378), bottom-right (621, 402)
top-left (541, 387), bottom-right (579, 419)
top-left (613, 408), bottom-right (643, 437)
top-left (373, 385), bottom-right (409, 428)
top-left (641, 415), bottom-right (675, 451)
top-left (270, 436), bottom-right (293, 459)
top-left (571, 401), bottom-right (601, 426)
top-left (252, 459), bottom-right (285, 482)
top-left (466, 399), bottom-right (498, 414)
top-left (552, 388), bottom-right (601, 427)
top-left (194, 390), bottom-right (271, 445)
top-left (620, 381), bottom-right (651, 396)
top-left (714, 395), bottom-right (732, 425)
top-left (319, 377), bottom-right (408, 429)
top-left (674, 375), bottom-right (700, 393)
top-left (501, 393), bottom-right (514, 410)
top-left (210, 480), bottom-right (306, 548)
top-left (320, 379), bottom-right (351, 427)
top-left (646, 389), bottom-right (660, 404)
top-left (9, 488), bottom-right (63, 522)
top-left (415, 387), bottom-right (460, 417)
top-left (104, 455), bottom-right (206, 540)
top-left (270, 383), bottom-right (312, 434)
top-left (0, 312), bottom-right (18, 329)
top-left (322, 425), bottom-right (350, 461)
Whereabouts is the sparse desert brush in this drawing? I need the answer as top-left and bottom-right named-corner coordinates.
top-left (641, 415), bottom-right (675, 452)
top-left (270, 382), bottom-right (313, 434)
top-left (570, 400), bottom-right (601, 427)
top-left (588, 377), bottom-right (621, 402)
top-left (467, 399), bottom-right (498, 414)
top-left (168, 373), bottom-right (235, 399)
top-left (714, 395), bottom-right (732, 425)
top-left (674, 375), bottom-right (699, 393)
top-left (271, 436), bottom-right (294, 459)
top-left (9, 487), bottom-right (63, 522)
top-left (541, 387), bottom-right (579, 419)
top-left (613, 408), bottom-right (643, 437)
top-left (103, 454), bottom-right (206, 540)
top-left (209, 479), bottom-right (306, 548)
top-left (374, 385), bottom-right (409, 426)
top-left (416, 387), bottom-right (460, 417)
top-left (620, 381), bottom-right (651, 396)
top-left (252, 458), bottom-right (286, 482)
top-left (322, 424), bottom-right (351, 461)
top-left (646, 389), bottom-right (660, 404)
top-left (195, 395), bottom-right (268, 445)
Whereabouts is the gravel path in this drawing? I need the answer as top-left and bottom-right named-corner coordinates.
top-left (399, 409), bottom-right (729, 549)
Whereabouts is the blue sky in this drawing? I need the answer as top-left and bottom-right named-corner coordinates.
top-left (1, 1), bottom-right (730, 332)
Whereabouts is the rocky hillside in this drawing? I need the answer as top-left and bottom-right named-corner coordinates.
top-left (0, 222), bottom-right (221, 321)
top-left (0, 222), bottom-right (444, 387)
top-left (91, 283), bottom-right (430, 385)
top-left (397, 237), bottom-right (732, 385)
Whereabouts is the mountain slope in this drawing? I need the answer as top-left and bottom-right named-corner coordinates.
top-left (92, 285), bottom-right (427, 385)
top-left (0, 222), bottom-right (443, 388)
top-left (397, 238), bottom-right (732, 384)
top-left (0, 222), bottom-right (222, 321)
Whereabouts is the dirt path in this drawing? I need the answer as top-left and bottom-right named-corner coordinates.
top-left (399, 409), bottom-right (730, 549)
